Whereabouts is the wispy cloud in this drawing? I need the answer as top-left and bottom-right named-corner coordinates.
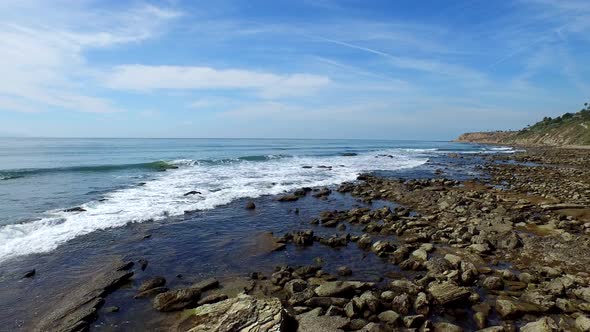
top-left (104, 65), bottom-right (331, 98)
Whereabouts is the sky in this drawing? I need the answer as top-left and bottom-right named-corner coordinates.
top-left (0, 0), bottom-right (589, 140)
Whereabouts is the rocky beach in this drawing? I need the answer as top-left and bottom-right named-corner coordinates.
top-left (2, 144), bottom-right (589, 331)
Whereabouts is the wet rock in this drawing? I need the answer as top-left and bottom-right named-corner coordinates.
top-left (35, 261), bottom-right (134, 332)
top-left (297, 307), bottom-right (349, 332)
top-left (474, 311), bottom-right (487, 329)
top-left (444, 254), bottom-right (462, 268)
top-left (179, 294), bottom-right (287, 332)
top-left (427, 281), bottom-right (470, 305)
top-left (349, 318), bottom-right (368, 330)
top-left (520, 317), bottom-right (557, 332)
top-left (353, 291), bottom-right (380, 313)
top-left (380, 291), bottom-right (395, 301)
top-left (482, 276), bottom-right (503, 290)
top-left (378, 310), bottom-right (400, 325)
top-left (494, 296), bottom-right (546, 319)
top-left (138, 276), bottom-right (166, 292)
top-left (103, 306), bottom-right (119, 313)
top-left (326, 305), bottom-right (344, 316)
top-left (153, 288), bottom-right (201, 312)
top-left (138, 258), bottom-right (148, 271)
top-left (135, 286), bottom-right (168, 298)
top-left (390, 280), bottom-right (421, 295)
top-left (371, 241), bottom-right (395, 257)
top-left (245, 201), bottom-right (256, 209)
top-left (197, 294), bottom-right (228, 306)
top-left (192, 278), bottom-right (219, 292)
top-left (337, 266), bottom-right (352, 277)
top-left (293, 230), bottom-right (314, 246)
top-left (434, 322), bottom-right (463, 332)
top-left (183, 191), bottom-right (202, 196)
top-left (22, 269), bottom-right (36, 278)
top-left (357, 234), bottom-right (373, 250)
top-left (64, 207), bottom-right (86, 212)
top-left (278, 195), bottom-right (299, 202)
top-left (312, 188), bottom-right (332, 199)
top-left (314, 281), bottom-right (373, 298)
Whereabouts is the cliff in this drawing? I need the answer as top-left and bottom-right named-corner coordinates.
top-left (455, 103), bottom-right (590, 146)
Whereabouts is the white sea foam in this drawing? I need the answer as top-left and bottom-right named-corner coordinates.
top-left (0, 149), bottom-right (427, 262)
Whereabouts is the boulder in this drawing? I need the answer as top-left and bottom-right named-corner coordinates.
top-left (377, 310), bottom-right (400, 324)
top-left (494, 296), bottom-right (546, 319)
top-left (297, 307), bottom-right (348, 332)
top-left (434, 322), bottom-right (463, 332)
top-left (576, 315), bottom-right (590, 332)
top-left (427, 281), bottom-right (470, 305)
top-left (153, 288), bottom-right (201, 312)
top-left (482, 276), bottom-right (503, 290)
top-left (245, 201), bottom-right (256, 210)
top-left (179, 294), bottom-right (288, 332)
top-left (138, 276), bottom-right (166, 292)
top-left (520, 317), bottom-right (557, 332)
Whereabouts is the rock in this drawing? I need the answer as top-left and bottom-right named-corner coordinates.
top-left (289, 289), bottom-right (315, 306)
top-left (357, 234), bottom-right (373, 250)
top-left (179, 294), bottom-right (287, 332)
top-left (35, 261), bottom-right (134, 332)
top-left (337, 266), bottom-right (352, 276)
top-left (192, 278), bottom-right (219, 292)
top-left (378, 310), bottom-right (400, 324)
top-left (353, 291), bottom-right (380, 313)
top-left (411, 248), bottom-right (428, 261)
top-left (434, 322), bottom-right (463, 332)
top-left (380, 291), bottom-right (394, 301)
top-left (349, 319), bottom-right (368, 330)
top-left (476, 327), bottom-right (505, 332)
top-left (469, 243), bottom-right (492, 255)
top-left (312, 188), bottom-right (332, 198)
top-left (414, 292), bottom-right (429, 315)
top-left (297, 307), bottom-right (349, 332)
top-left (391, 293), bottom-right (411, 315)
top-left (390, 280), bottom-right (421, 295)
top-left (103, 306), bottom-right (119, 313)
top-left (153, 288), bottom-right (201, 312)
top-left (574, 287), bottom-right (590, 302)
top-left (138, 276), bottom-right (166, 292)
top-left (314, 281), bottom-right (373, 298)
top-left (444, 254), bottom-right (462, 268)
top-left (284, 279), bottom-right (307, 296)
top-left (371, 241), bottom-right (395, 256)
top-left (64, 207), bottom-right (86, 212)
top-left (138, 258), bottom-right (148, 271)
top-left (403, 315), bottom-right (425, 328)
top-left (427, 281), bottom-right (470, 305)
top-left (293, 230), bottom-right (314, 246)
top-left (474, 311), bottom-right (487, 329)
top-left (22, 269), bottom-right (36, 278)
top-left (135, 286), bottom-right (168, 299)
top-left (520, 317), bottom-right (557, 332)
top-left (183, 191), bottom-right (202, 196)
top-left (245, 201), bottom-right (256, 209)
top-left (278, 195), bottom-right (299, 202)
top-left (494, 296), bottom-right (546, 319)
top-left (482, 276), bottom-right (503, 290)
top-left (197, 294), bottom-right (228, 306)
top-left (576, 315), bottom-right (590, 332)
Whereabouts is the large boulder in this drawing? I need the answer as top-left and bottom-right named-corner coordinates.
top-left (179, 294), bottom-right (288, 332)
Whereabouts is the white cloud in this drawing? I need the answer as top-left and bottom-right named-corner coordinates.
top-left (104, 65), bottom-right (331, 98)
top-left (0, 3), bottom-right (180, 113)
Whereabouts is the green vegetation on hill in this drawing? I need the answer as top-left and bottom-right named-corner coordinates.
top-left (502, 102), bottom-right (590, 146)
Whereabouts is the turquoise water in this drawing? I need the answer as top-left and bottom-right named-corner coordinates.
top-left (0, 138), bottom-right (509, 263)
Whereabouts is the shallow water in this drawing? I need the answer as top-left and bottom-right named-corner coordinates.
top-left (0, 139), bottom-right (514, 330)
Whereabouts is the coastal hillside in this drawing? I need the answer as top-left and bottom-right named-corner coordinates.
top-left (456, 102), bottom-right (590, 146)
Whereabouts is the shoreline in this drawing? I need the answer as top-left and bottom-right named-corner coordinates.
top-left (2, 145), bottom-right (590, 331)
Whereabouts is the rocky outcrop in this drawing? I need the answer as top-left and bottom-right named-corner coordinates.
top-left (178, 294), bottom-right (288, 332)
top-left (35, 261), bottom-right (134, 332)
top-left (454, 131), bottom-right (516, 144)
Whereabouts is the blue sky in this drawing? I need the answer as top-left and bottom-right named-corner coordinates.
top-left (0, 0), bottom-right (588, 139)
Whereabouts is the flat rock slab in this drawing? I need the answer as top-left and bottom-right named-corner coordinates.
top-left (179, 294), bottom-right (287, 332)
top-left (427, 281), bottom-right (470, 305)
top-left (314, 281), bottom-right (374, 297)
top-left (495, 296), bottom-right (546, 319)
top-left (35, 261), bottom-right (134, 332)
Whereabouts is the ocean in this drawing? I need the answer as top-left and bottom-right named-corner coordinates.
top-left (0, 138), bottom-right (512, 264)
